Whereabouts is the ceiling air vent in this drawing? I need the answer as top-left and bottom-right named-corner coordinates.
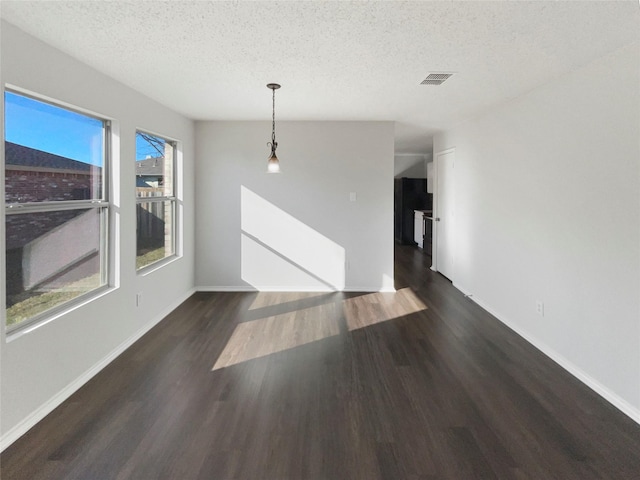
top-left (420, 73), bottom-right (454, 85)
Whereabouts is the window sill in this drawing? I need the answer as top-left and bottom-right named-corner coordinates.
top-left (5, 285), bottom-right (117, 343)
top-left (136, 254), bottom-right (180, 276)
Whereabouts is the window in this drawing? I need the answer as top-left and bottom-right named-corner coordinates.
top-left (4, 90), bottom-right (110, 331)
top-left (135, 131), bottom-right (177, 270)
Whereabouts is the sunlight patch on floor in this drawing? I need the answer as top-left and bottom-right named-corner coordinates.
top-left (343, 287), bottom-right (427, 331)
top-left (247, 291), bottom-right (334, 311)
top-left (212, 303), bottom-right (340, 370)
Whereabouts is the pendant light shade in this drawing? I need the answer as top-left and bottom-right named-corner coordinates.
top-left (266, 83), bottom-right (281, 173)
top-left (267, 151), bottom-right (280, 173)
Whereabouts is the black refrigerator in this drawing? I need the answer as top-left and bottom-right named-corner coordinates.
top-left (394, 177), bottom-right (432, 245)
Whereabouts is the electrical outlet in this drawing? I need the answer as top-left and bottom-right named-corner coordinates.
top-left (536, 300), bottom-right (544, 317)
top-left (136, 292), bottom-right (143, 307)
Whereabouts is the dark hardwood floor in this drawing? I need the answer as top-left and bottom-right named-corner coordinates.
top-left (2, 245), bottom-right (639, 479)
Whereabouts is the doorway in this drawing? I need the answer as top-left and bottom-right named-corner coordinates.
top-left (434, 148), bottom-right (455, 280)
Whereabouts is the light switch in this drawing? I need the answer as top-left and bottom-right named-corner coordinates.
top-left (349, 192), bottom-right (357, 202)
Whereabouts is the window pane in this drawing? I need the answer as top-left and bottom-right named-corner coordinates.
top-left (136, 132), bottom-right (174, 197)
top-left (5, 208), bottom-right (106, 327)
top-left (136, 200), bottom-right (174, 269)
top-left (136, 130), bottom-right (176, 271)
top-left (4, 92), bottom-right (105, 203)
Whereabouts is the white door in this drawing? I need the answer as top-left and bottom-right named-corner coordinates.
top-left (435, 149), bottom-right (455, 280)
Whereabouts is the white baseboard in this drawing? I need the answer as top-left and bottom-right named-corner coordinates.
top-left (196, 286), bottom-right (396, 293)
top-left (195, 285), bottom-right (257, 292)
top-left (466, 293), bottom-right (640, 425)
top-left (343, 286), bottom-right (396, 293)
top-left (0, 288), bottom-right (196, 452)
top-left (196, 285), bottom-right (334, 292)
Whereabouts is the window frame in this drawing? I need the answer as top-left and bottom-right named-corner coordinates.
top-left (135, 129), bottom-right (178, 272)
top-left (4, 88), bottom-right (113, 334)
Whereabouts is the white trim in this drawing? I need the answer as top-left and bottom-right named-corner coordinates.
top-left (466, 292), bottom-right (640, 425)
top-left (196, 286), bottom-right (396, 293)
top-left (197, 286), bottom-right (257, 292)
top-left (435, 147), bottom-right (456, 156)
top-left (6, 286), bottom-right (116, 342)
top-left (343, 287), bottom-right (397, 293)
top-left (452, 282), bottom-right (471, 297)
top-left (242, 286), bottom-right (336, 292)
top-left (0, 287), bottom-right (196, 452)
top-left (5, 84), bottom-right (112, 122)
top-left (137, 254), bottom-right (180, 276)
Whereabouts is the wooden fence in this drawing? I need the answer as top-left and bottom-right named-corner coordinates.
top-left (136, 188), bottom-right (167, 248)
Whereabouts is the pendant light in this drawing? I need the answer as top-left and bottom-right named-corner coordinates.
top-left (266, 83), bottom-right (281, 173)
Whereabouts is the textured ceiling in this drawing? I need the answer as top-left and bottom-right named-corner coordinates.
top-left (1, 1), bottom-right (639, 154)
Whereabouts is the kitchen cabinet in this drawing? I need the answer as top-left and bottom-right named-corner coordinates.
top-left (394, 178), bottom-right (431, 245)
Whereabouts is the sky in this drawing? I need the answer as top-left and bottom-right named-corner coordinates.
top-left (5, 91), bottom-right (163, 164)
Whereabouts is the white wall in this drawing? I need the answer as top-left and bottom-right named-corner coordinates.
top-left (195, 121), bottom-right (394, 292)
top-left (0, 22), bottom-right (196, 446)
top-left (394, 153), bottom-right (430, 178)
top-left (434, 43), bottom-right (640, 420)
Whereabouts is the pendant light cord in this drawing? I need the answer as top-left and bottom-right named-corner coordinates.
top-left (271, 87), bottom-right (277, 148)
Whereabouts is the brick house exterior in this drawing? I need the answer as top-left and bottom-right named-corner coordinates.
top-left (5, 142), bottom-right (103, 300)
